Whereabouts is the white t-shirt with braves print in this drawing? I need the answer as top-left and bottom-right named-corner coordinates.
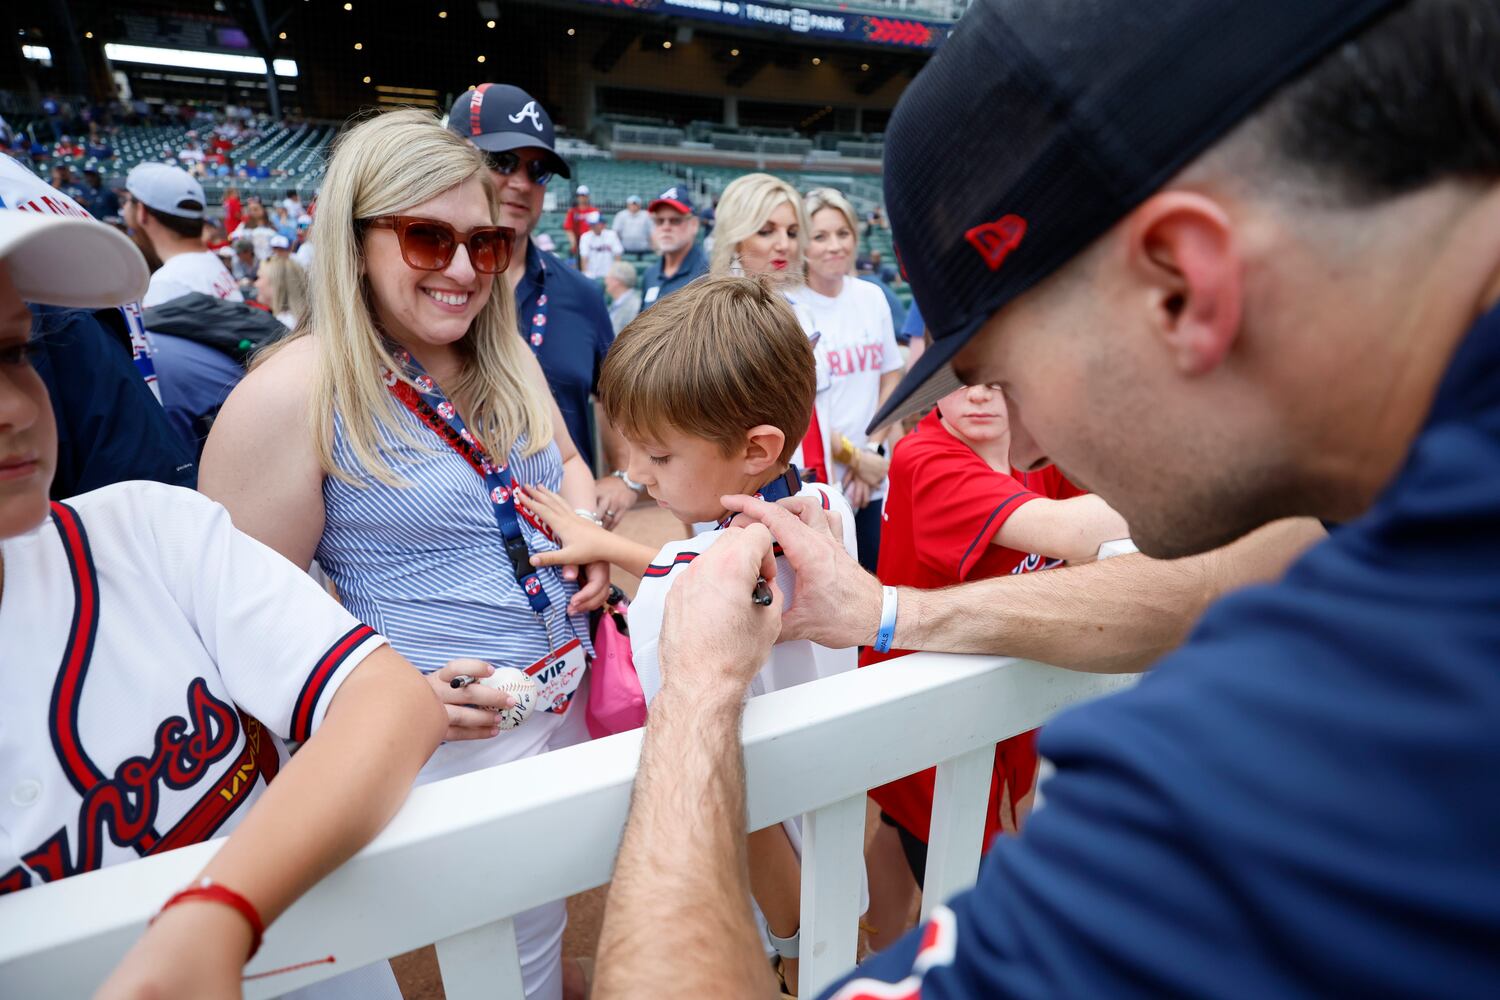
top-left (787, 276), bottom-right (904, 500)
top-left (0, 482), bottom-right (397, 998)
top-left (142, 250), bottom-right (244, 307)
top-left (627, 477), bottom-right (867, 938)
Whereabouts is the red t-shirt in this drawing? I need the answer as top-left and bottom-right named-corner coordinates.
top-left (223, 194), bottom-right (242, 237)
top-left (862, 409), bottom-right (1086, 846)
top-left (563, 205), bottom-right (594, 241)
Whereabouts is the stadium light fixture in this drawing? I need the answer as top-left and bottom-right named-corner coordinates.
top-left (567, 27), bottom-right (576, 36)
top-left (477, 55), bottom-right (486, 63)
top-left (363, 75), bottom-right (371, 83)
top-left (101, 43), bottom-right (298, 77)
top-left (730, 48), bottom-right (739, 56)
top-left (354, 42), bottom-right (362, 50)
top-left (343, 2), bottom-right (352, 10)
top-left (812, 57), bottom-right (821, 65)
top-left (663, 40), bottom-right (672, 49)
top-left (84, 31), bottom-right (94, 39)
top-left (861, 62), bottom-right (870, 71)
top-left (279, 31), bottom-right (287, 40)
top-left (439, 11), bottom-right (448, 18)
top-left (487, 20), bottom-right (496, 28)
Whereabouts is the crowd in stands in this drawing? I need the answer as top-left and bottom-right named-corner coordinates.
top-left (15, 2), bottom-right (1490, 993)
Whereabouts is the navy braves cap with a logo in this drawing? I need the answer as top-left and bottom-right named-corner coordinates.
top-left (648, 187), bottom-right (694, 215)
top-left (870, 0), bottom-right (1406, 431)
top-left (446, 83), bottom-right (572, 179)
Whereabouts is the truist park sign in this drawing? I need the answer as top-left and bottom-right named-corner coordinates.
top-left (581, 0), bottom-right (953, 50)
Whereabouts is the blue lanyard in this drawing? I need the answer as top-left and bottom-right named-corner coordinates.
top-left (383, 349), bottom-right (552, 617)
top-left (718, 467), bottom-right (803, 529)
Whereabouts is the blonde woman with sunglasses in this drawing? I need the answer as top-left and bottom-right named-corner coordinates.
top-left (200, 109), bottom-right (607, 1000)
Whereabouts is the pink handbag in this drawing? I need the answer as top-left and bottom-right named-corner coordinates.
top-left (585, 586), bottom-right (647, 738)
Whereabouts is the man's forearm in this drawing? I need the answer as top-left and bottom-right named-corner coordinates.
top-left (595, 684), bottom-right (776, 998)
top-left (897, 518), bottom-right (1325, 673)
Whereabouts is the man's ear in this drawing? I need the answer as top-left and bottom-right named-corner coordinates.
top-left (742, 424), bottom-right (787, 477)
top-left (1123, 191), bottom-right (1243, 376)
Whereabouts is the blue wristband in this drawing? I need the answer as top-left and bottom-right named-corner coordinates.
top-left (874, 585), bottom-right (899, 654)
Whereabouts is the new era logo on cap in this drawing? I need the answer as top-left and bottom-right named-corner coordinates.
top-left (965, 214), bottom-right (1027, 271)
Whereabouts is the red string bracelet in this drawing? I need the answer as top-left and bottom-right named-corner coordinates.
top-left (151, 877), bottom-right (265, 961)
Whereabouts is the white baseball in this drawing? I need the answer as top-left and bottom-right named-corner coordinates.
top-left (477, 667), bottom-right (539, 730)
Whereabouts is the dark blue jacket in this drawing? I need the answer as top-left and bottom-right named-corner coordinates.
top-left (31, 307), bottom-right (196, 498)
top-left (515, 241), bottom-right (614, 470)
top-left (825, 304), bottom-right (1500, 998)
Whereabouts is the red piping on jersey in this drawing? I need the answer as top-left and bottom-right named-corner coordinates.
top-left (14, 506), bottom-right (284, 891)
top-left (290, 624), bottom-right (378, 743)
top-left (642, 551), bottom-right (699, 578)
top-left (48, 503), bottom-right (106, 797)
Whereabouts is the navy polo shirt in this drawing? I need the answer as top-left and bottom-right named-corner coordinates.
top-left (31, 307), bottom-right (197, 498)
top-left (640, 243), bottom-right (709, 312)
top-left (825, 303), bottom-right (1500, 998)
top-left (514, 240), bottom-right (615, 470)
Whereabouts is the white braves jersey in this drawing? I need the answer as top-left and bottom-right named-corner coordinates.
top-left (628, 478), bottom-right (867, 937)
top-left (0, 482), bottom-right (386, 897)
top-left (629, 479), bottom-right (859, 704)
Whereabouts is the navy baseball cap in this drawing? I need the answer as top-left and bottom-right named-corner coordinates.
top-left (446, 83), bottom-right (571, 179)
top-left (870, 0), bottom-right (1405, 432)
top-left (648, 186), bottom-right (695, 215)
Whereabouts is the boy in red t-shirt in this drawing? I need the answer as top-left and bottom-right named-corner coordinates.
top-left (861, 382), bottom-right (1128, 945)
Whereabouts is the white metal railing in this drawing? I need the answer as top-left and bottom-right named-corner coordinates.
top-left (0, 655), bottom-right (1137, 999)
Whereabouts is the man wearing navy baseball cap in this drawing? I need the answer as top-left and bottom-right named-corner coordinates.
top-left (447, 85), bottom-right (638, 524)
top-left (639, 186), bottom-right (708, 312)
top-left (593, 1), bottom-right (1500, 997)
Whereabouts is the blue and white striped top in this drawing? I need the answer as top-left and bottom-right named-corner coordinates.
top-left (316, 399), bottom-right (591, 782)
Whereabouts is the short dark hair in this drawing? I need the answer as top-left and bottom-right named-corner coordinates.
top-left (145, 203), bottom-right (205, 239)
top-left (1261, 0), bottom-right (1500, 202)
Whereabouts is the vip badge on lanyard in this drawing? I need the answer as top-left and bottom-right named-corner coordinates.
top-left (382, 350), bottom-right (552, 617)
top-left (717, 467), bottom-right (803, 530)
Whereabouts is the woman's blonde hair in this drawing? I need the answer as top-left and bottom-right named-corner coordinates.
top-left (259, 255), bottom-right (309, 325)
top-left (804, 187), bottom-right (860, 240)
top-left (275, 108), bottom-right (551, 486)
top-left (709, 172), bottom-right (808, 277)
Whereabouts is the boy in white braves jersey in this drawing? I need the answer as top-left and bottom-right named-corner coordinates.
top-left (517, 275), bottom-right (861, 995)
top-left (0, 212), bottom-right (466, 998)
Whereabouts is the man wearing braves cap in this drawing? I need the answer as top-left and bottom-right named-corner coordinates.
top-left (639, 186), bottom-right (708, 312)
top-left (595, 1), bottom-right (1500, 996)
top-left (447, 85), bottom-right (638, 524)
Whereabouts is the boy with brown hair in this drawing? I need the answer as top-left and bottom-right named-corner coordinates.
top-left (518, 275), bottom-right (862, 994)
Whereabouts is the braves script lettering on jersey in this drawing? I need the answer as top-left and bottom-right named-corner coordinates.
top-left (0, 483), bottom-right (386, 896)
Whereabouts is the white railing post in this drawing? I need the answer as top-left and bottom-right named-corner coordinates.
top-left (921, 744), bottom-right (995, 921)
top-left (797, 793), bottom-right (868, 998)
top-left (433, 917), bottom-right (524, 1000)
